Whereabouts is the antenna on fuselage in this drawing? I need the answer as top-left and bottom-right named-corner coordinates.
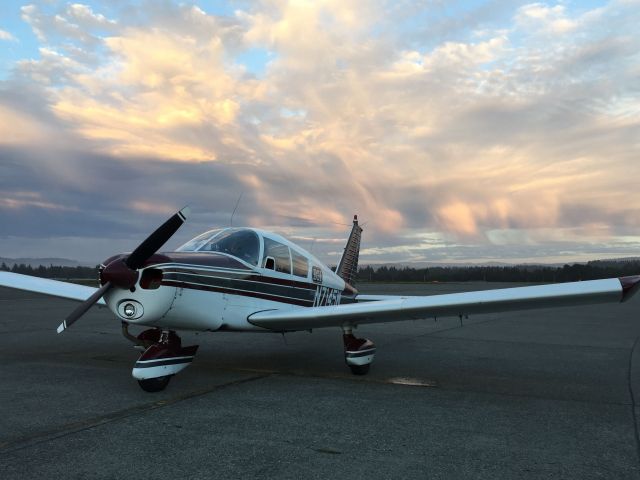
top-left (230, 192), bottom-right (243, 227)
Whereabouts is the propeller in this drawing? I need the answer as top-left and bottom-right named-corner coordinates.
top-left (56, 206), bottom-right (190, 334)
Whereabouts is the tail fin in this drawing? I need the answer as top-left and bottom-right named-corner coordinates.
top-left (336, 215), bottom-right (362, 286)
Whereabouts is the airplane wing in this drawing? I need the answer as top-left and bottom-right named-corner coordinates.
top-left (0, 272), bottom-right (105, 305)
top-left (248, 276), bottom-right (640, 331)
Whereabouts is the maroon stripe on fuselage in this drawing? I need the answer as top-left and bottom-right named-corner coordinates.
top-left (161, 280), bottom-right (313, 307)
top-left (161, 267), bottom-right (318, 293)
top-left (159, 266), bottom-right (318, 291)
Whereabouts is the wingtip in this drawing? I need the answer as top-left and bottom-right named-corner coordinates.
top-left (620, 275), bottom-right (640, 302)
top-left (56, 321), bottom-right (66, 334)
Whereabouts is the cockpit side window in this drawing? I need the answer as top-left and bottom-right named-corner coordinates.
top-left (263, 238), bottom-right (291, 274)
top-left (291, 249), bottom-right (308, 278)
top-left (200, 229), bottom-right (260, 266)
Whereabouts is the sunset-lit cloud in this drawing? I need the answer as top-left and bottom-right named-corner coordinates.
top-left (1, 1), bottom-right (640, 264)
top-left (0, 191), bottom-right (77, 211)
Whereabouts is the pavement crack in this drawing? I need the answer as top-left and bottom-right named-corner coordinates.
top-left (0, 373), bottom-right (268, 455)
top-left (312, 447), bottom-right (342, 455)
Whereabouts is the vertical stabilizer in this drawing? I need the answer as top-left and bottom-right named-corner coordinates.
top-left (336, 215), bottom-right (362, 286)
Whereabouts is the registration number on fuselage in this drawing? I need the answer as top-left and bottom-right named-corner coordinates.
top-left (313, 285), bottom-right (340, 307)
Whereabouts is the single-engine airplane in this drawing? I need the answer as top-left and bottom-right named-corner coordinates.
top-left (1, 207), bottom-right (639, 392)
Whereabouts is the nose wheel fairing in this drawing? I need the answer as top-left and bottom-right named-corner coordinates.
top-left (125, 327), bottom-right (199, 391)
top-left (132, 343), bottom-right (199, 381)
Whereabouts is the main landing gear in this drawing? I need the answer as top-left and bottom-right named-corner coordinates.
top-left (122, 323), bottom-right (199, 392)
top-left (342, 327), bottom-right (376, 375)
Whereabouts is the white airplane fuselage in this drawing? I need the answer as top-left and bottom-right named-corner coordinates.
top-left (102, 228), bottom-right (350, 332)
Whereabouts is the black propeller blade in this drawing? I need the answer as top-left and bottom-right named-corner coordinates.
top-left (56, 206), bottom-right (190, 334)
top-left (57, 281), bottom-right (112, 333)
top-left (126, 207), bottom-right (190, 270)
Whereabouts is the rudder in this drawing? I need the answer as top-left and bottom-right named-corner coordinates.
top-left (336, 215), bottom-right (362, 287)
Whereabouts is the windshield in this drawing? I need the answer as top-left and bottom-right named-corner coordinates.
top-left (176, 229), bottom-right (223, 252)
top-left (199, 229), bottom-right (260, 266)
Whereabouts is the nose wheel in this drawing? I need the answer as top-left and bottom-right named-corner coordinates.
top-left (138, 375), bottom-right (172, 392)
top-left (123, 324), bottom-right (199, 392)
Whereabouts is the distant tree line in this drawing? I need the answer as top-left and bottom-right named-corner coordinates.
top-left (357, 260), bottom-right (640, 283)
top-left (3, 260), bottom-right (640, 284)
top-left (1, 263), bottom-right (99, 280)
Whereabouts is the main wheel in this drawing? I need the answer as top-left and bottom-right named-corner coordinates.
top-left (349, 364), bottom-right (370, 376)
top-left (138, 375), bottom-right (171, 392)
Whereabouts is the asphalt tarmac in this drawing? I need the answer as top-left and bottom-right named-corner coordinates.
top-left (1, 282), bottom-right (640, 479)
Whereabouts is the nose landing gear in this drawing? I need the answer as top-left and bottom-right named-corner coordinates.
top-left (122, 323), bottom-right (199, 392)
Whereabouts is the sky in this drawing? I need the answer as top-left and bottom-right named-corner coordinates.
top-left (1, 0), bottom-right (639, 266)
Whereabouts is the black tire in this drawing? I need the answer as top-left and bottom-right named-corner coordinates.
top-left (138, 375), bottom-right (171, 392)
top-left (349, 364), bottom-right (370, 376)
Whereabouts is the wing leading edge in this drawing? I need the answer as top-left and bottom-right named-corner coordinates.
top-left (248, 276), bottom-right (640, 331)
top-left (0, 272), bottom-right (106, 305)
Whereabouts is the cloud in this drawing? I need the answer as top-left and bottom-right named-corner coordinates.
top-left (21, 3), bottom-right (116, 44)
top-left (1, 1), bottom-right (640, 264)
top-left (0, 29), bottom-right (17, 42)
top-left (0, 191), bottom-right (77, 212)
top-left (515, 3), bottom-right (578, 34)
top-left (65, 3), bottom-right (117, 29)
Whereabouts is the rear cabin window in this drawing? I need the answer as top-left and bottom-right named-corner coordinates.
top-left (291, 250), bottom-right (309, 278)
top-left (263, 238), bottom-right (291, 274)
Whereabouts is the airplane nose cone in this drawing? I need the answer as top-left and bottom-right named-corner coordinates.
top-left (101, 258), bottom-right (138, 289)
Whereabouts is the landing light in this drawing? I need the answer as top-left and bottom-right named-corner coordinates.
top-left (117, 300), bottom-right (144, 320)
top-left (124, 303), bottom-right (136, 318)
